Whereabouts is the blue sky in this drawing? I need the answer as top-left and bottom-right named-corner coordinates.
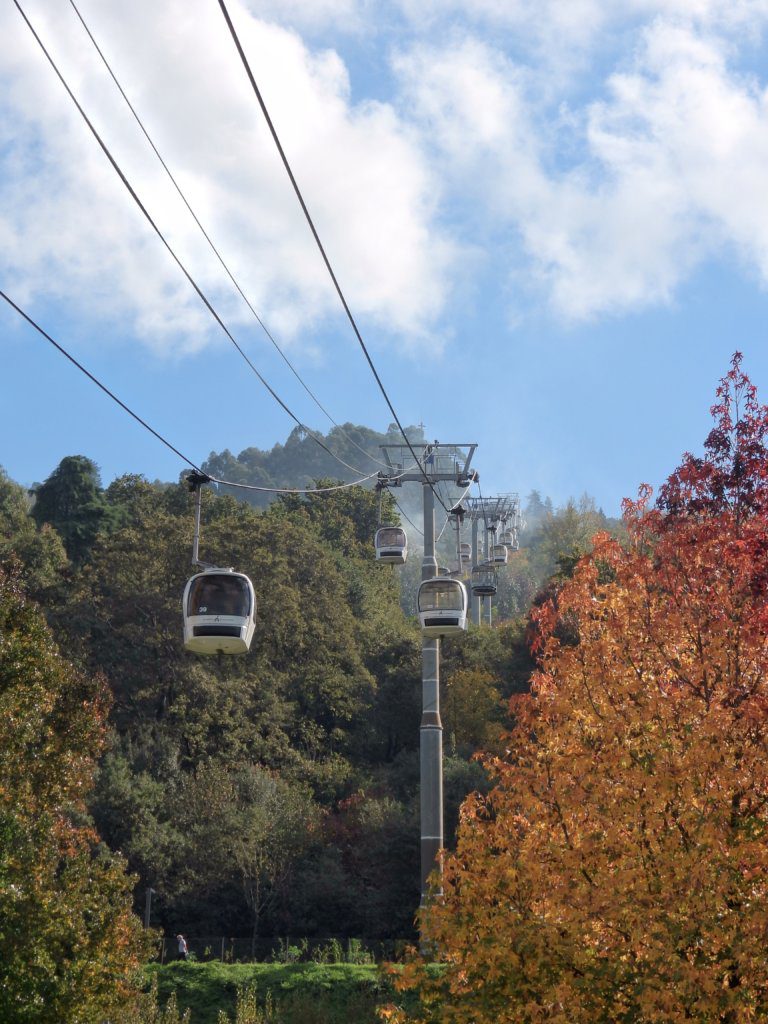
top-left (2, 0), bottom-right (768, 514)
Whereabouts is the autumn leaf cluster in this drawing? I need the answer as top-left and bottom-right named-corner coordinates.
top-left (392, 355), bottom-right (768, 1024)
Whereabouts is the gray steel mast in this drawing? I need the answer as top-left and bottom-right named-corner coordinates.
top-left (379, 442), bottom-right (477, 914)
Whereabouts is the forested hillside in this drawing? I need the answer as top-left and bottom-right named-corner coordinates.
top-left (201, 423), bottom-right (428, 508)
top-left (0, 432), bottom-right (621, 949)
top-left (201, 422), bottom-right (623, 623)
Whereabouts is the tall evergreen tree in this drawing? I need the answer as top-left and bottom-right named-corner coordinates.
top-left (31, 455), bottom-right (115, 565)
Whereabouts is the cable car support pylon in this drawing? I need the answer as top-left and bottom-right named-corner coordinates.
top-left (378, 442), bottom-right (477, 927)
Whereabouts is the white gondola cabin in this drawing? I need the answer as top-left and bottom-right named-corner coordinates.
top-left (375, 525), bottom-right (408, 564)
top-left (501, 529), bottom-right (519, 550)
top-left (459, 542), bottom-right (472, 563)
top-left (491, 544), bottom-right (509, 565)
top-left (471, 563), bottom-right (498, 597)
top-left (183, 568), bottom-right (256, 655)
top-left (417, 578), bottom-right (468, 637)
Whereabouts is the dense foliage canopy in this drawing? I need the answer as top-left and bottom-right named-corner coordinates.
top-left (1, 417), bottom-right (617, 966)
top-left (394, 356), bottom-right (768, 1023)
top-left (0, 565), bottom-right (151, 1023)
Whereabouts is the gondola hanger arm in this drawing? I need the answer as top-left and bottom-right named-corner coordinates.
top-left (188, 472), bottom-right (214, 568)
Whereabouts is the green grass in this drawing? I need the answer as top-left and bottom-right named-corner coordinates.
top-left (146, 962), bottom-right (402, 1024)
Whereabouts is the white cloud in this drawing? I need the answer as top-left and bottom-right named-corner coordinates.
top-left (394, 17), bottom-right (768, 320)
top-left (241, 0), bottom-right (371, 35)
top-left (549, 20), bottom-right (768, 315)
top-left (0, 0), bottom-right (455, 357)
top-left (391, 0), bottom-right (768, 110)
top-left (393, 0), bottom-right (768, 46)
top-left (5, 0), bottom-right (768, 343)
top-left (395, 0), bottom-right (609, 50)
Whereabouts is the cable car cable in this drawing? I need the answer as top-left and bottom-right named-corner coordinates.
top-left (0, 289), bottom-right (381, 495)
top-left (435, 478), bottom-right (473, 544)
top-left (209, 471), bottom-right (382, 494)
top-left (65, 0), bottom-right (392, 475)
top-left (434, 479), bottom-right (458, 541)
top-left (215, 0), bottom-right (451, 516)
top-left (475, 477), bottom-right (490, 535)
top-left (13, 0), bottom-right (375, 484)
top-left (374, 476), bottom-right (423, 536)
top-left (391, 494), bottom-right (422, 538)
top-left (0, 289), bottom-right (203, 473)
top-left (375, 473), bottom-right (424, 536)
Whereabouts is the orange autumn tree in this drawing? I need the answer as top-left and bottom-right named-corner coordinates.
top-left (395, 355), bottom-right (768, 1023)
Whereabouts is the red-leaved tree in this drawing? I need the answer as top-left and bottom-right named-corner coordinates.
top-left (389, 355), bottom-right (768, 1024)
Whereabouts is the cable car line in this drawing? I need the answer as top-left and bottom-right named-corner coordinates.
top-left (13, 0), bottom-right (375, 484)
top-left (209, 471), bottom-right (383, 494)
top-left (434, 480), bottom-right (456, 542)
top-left (391, 494), bottom-right (422, 538)
top-left (434, 480), bottom-right (458, 541)
top-left (475, 477), bottom-right (491, 535)
top-left (435, 478), bottom-right (473, 544)
top-left (375, 482), bottom-right (421, 537)
top-left (375, 471), bottom-right (425, 535)
top-left (0, 289), bottom-right (382, 495)
top-left (65, 0), bottom-right (391, 475)
top-left (215, 0), bottom-right (452, 517)
top-left (0, 289), bottom-right (204, 474)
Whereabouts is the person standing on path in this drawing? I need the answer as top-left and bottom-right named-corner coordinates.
top-left (176, 934), bottom-right (188, 960)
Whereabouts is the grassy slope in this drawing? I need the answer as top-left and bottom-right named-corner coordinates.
top-left (147, 962), bottom-right (400, 1024)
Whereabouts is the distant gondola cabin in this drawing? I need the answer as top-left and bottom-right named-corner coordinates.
top-left (501, 529), bottom-right (519, 550)
top-left (417, 578), bottom-right (468, 637)
top-left (471, 564), bottom-right (498, 597)
top-left (183, 569), bottom-right (256, 655)
top-left (491, 544), bottom-right (509, 565)
top-left (375, 525), bottom-right (407, 564)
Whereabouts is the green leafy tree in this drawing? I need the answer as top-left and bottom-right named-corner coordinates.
top-left (0, 466), bottom-right (67, 593)
top-left (0, 565), bottom-right (150, 1023)
top-left (531, 493), bottom-right (614, 578)
top-left (312, 792), bottom-right (420, 939)
top-left (522, 489), bottom-right (552, 526)
top-left (231, 767), bottom-right (318, 951)
top-left (156, 762), bottom-right (318, 942)
top-left (441, 669), bottom-right (504, 757)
